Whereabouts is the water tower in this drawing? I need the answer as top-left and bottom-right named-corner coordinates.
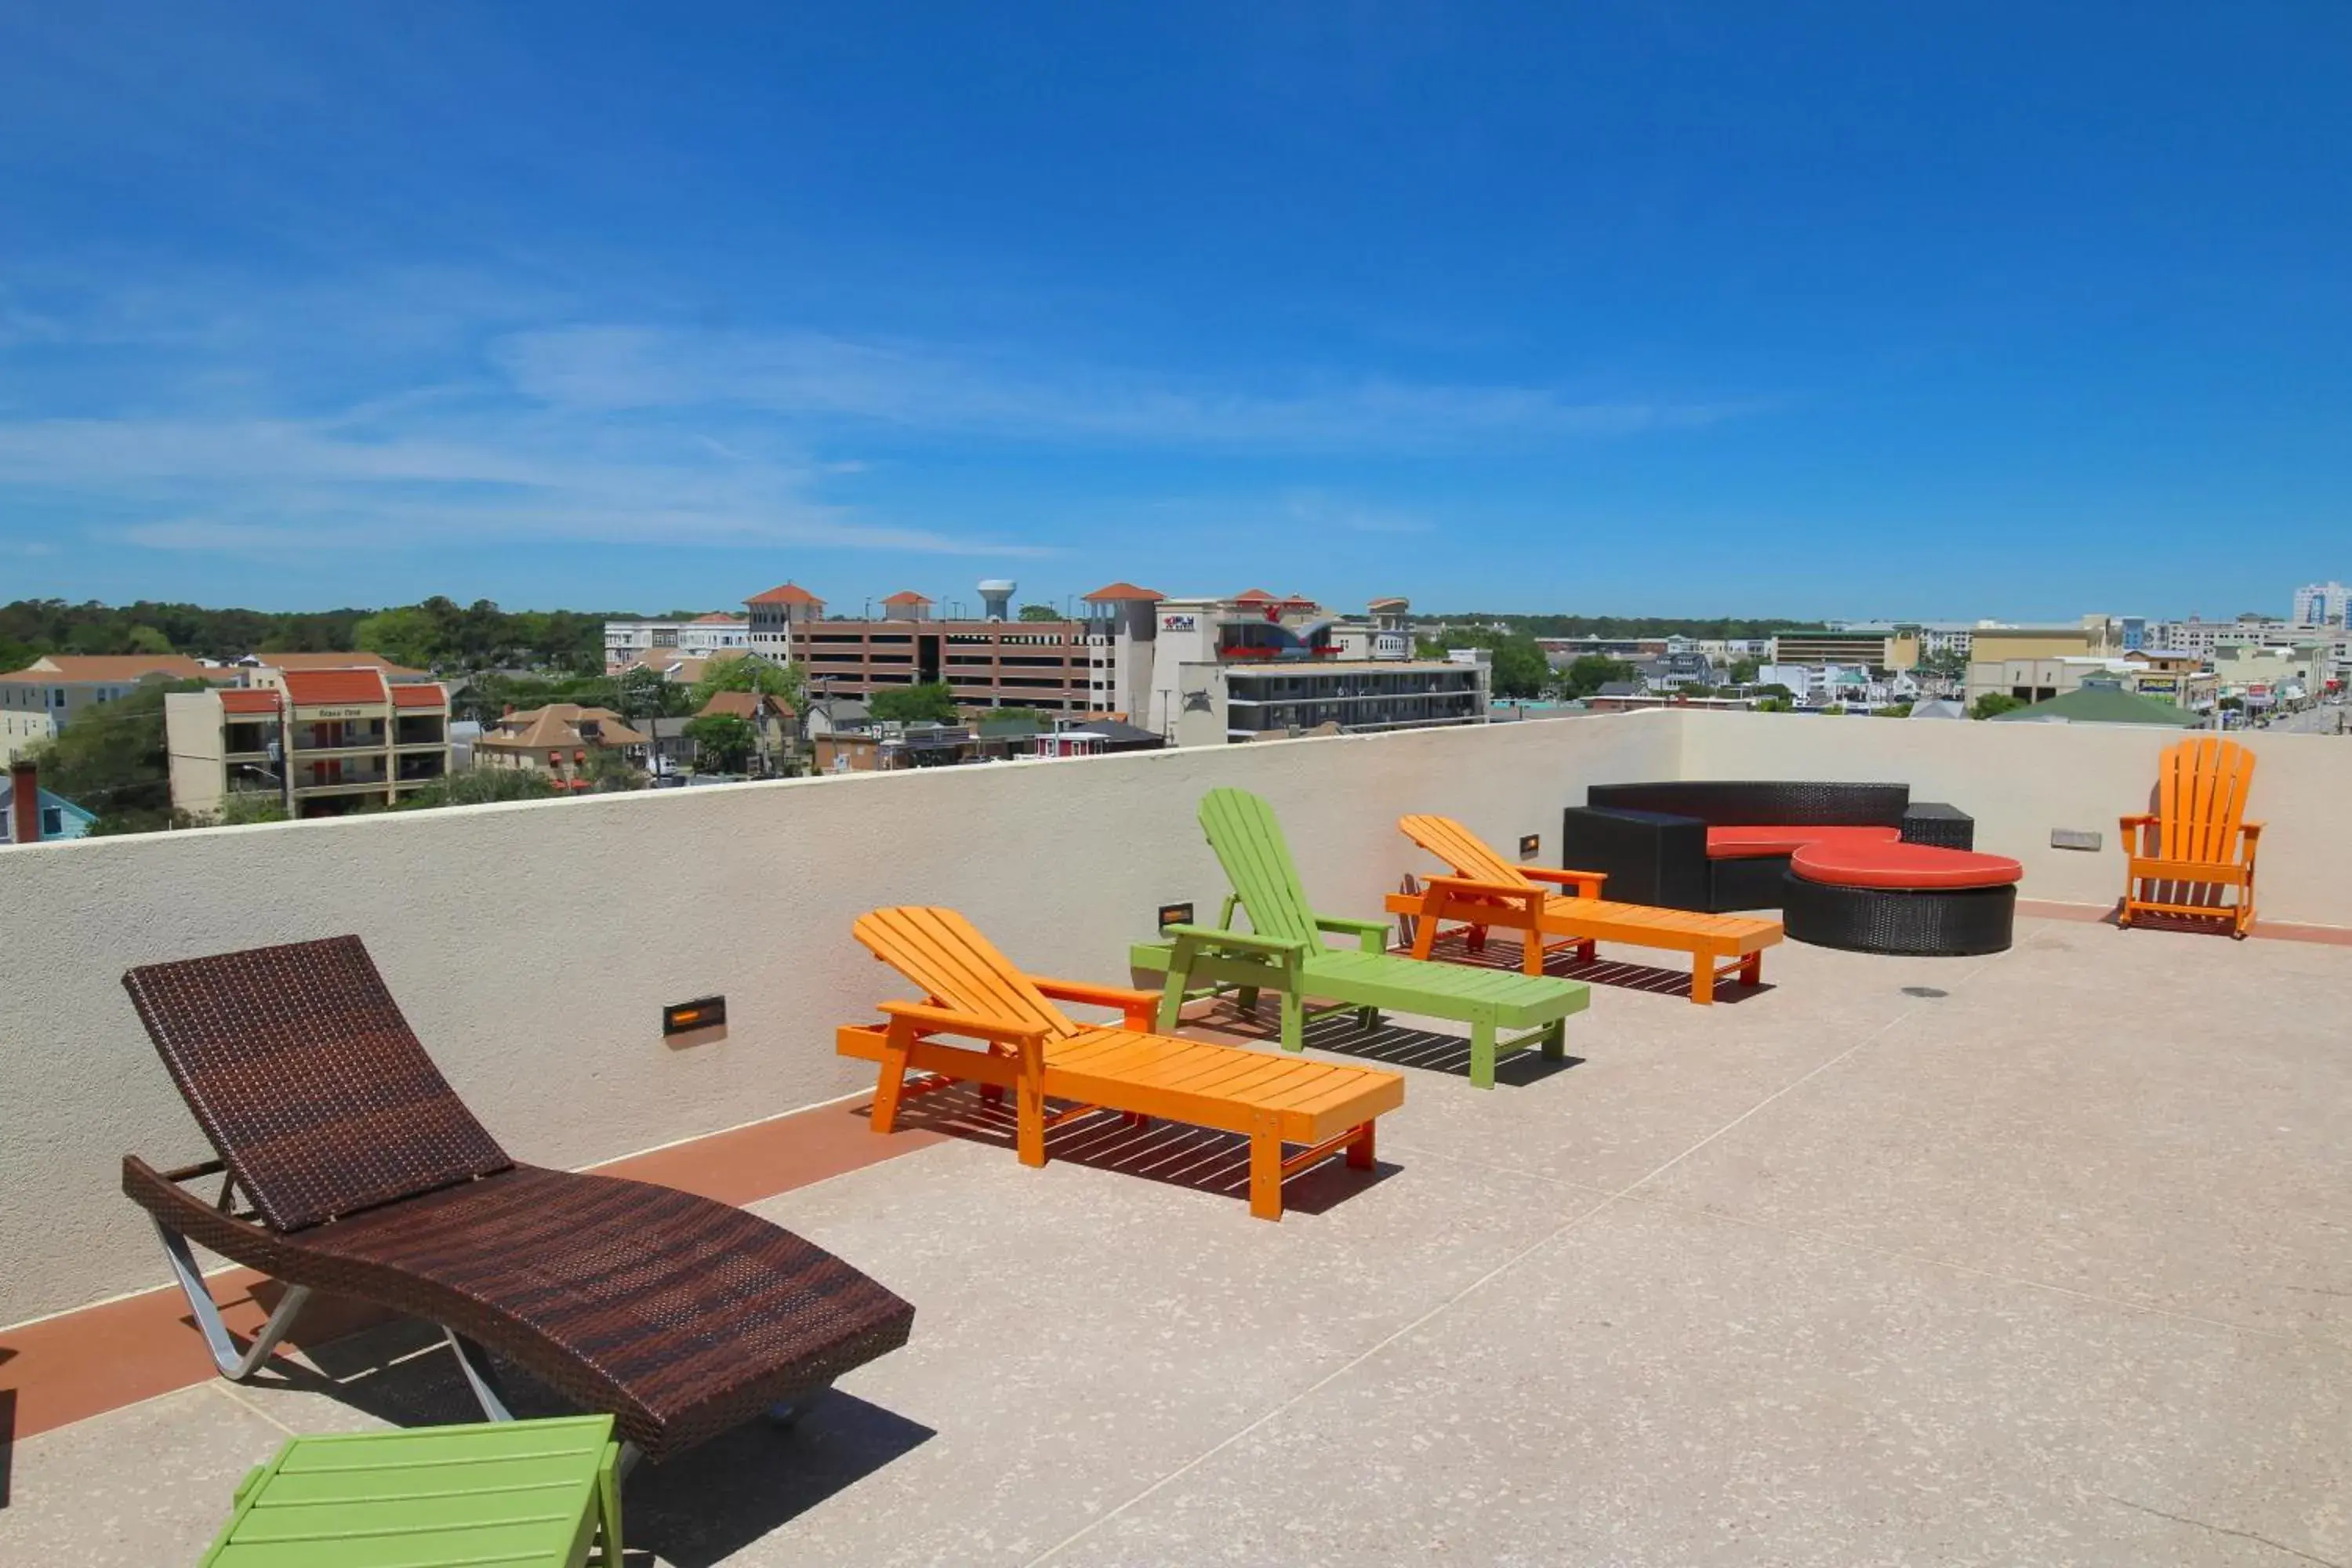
top-left (978, 579), bottom-right (1016, 622)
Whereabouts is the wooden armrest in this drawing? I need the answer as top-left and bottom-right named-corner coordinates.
top-left (2241, 821), bottom-right (2264, 839)
top-left (1160, 922), bottom-right (1306, 956)
top-left (1314, 912), bottom-right (1390, 953)
top-left (1424, 873), bottom-right (1542, 902)
top-left (2118, 813), bottom-right (2157, 829)
top-left (1522, 865), bottom-right (1606, 890)
top-left (875, 1000), bottom-right (1050, 1045)
top-left (1033, 975), bottom-right (1162, 1026)
top-left (1314, 913), bottom-right (1390, 935)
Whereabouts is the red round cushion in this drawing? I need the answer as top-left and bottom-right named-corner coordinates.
top-left (1790, 840), bottom-right (2022, 890)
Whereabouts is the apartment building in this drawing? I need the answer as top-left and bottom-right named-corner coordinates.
top-left (1138, 590), bottom-right (1490, 744)
top-left (744, 583), bottom-right (826, 658)
top-left (1769, 630), bottom-right (1896, 667)
top-left (0, 653), bottom-right (220, 764)
top-left (2292, 581), bottom-right (2349, 629)
top-left (166, 670), bottom-right (451, 819)
top-left (604, 614), bottom-right (753, 671)
top-left (1174, 656), bottom-right (1490, 745)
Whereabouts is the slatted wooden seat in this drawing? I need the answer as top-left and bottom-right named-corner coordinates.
top-left (2119, 736), bottom-right (2262, 937)
top-left (1130, 789), bottom-right (1589, 1088)
top-left (1388, 815), bottom-right (1783, 1004)
top-left (840, 906), bottom-right (1403, 1221)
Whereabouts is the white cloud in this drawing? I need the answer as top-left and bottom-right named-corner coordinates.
top-left (488, 325), bottom-right (1755, 452)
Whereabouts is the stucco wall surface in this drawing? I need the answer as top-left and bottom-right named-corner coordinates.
top-left (1677, 712), bottom-right (2351, 920)
top-left (0, 712), bottom-right (1678, 1326)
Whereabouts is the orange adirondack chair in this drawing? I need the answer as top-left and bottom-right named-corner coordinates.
top-left (1390, 815), bottom-right (1782, 1003)
top-left (2118, 736), bottom-right (2261, 937)
top-left (838, 907), bottom-right (1403, 1220)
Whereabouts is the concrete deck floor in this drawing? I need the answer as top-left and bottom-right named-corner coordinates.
top-left (5, 916), bottom-right (2348, 1566)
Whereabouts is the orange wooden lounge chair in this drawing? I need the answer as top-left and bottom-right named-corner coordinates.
top-left (2119, 736), bottom-right (2261, 938)
top-left (838, 907), bottom-right (1403, 1220)
top-left (1388, 815), bottom-right (1782, 1004)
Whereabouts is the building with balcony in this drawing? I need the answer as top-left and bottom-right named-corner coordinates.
top-left (604, 613), bottom-right (754, 671)
top-left (2292, 580), bottom-right (2348, 628)
top-left (1768, 629), bottom-right (1898, 668)
top-left (4, 710), bottom-right (2349, 1563)
top-left (165, 670), bottom-right (451, 818)
top-left (0, 652), bottom-right (223, 763)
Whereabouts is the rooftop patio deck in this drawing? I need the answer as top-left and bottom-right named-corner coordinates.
top-left (1, 711), bottom-right (2348, 1563)
top-left (5, 913), bottom-right (2349, 1565)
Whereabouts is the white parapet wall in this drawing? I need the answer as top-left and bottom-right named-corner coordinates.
top-left (6, 708), bottom-right (2350, 1327)
top-left (0, 711), bottom-right (1679, 1327)
top-left (1677, 713), bottom-right (2352, 920)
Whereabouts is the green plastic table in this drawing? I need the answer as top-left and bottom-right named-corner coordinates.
top-left (199, 1414), bottom-right (622, 1566)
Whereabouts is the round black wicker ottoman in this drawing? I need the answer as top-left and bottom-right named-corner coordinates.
top-left (1781, 841), bottom-right (2021, 956)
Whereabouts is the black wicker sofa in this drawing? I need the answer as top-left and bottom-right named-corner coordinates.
top-left (1561, 781), bottom-right (1975, 913)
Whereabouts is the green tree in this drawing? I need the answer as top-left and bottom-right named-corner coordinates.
top-left (683, 712), bottom-right (756, 770)
top-left (581, 746), bottom-right (647, 792)
top-left (614, 664), bottom-right (695, 724)
top-left (1918, 648), bottom-right (1968, 681)
top-left (354, 606), bottom-right (447, 670)
top-left (1728, 656), bottom-right (1760, 684)
top-left (1412, 628), bottom-right (1548, 699)
top-left (1969, 692), bottom-right (2023, 720)
top-left (124, 624), bottom-right (175, 655)
top-left (689, 654), bottom-right (804, 712)
top-left (1871, 702), bottom-right (1915, 718)
top-left (211, 793), bottom-right (291, 826)
top-left (869, 681), bottom-right (960, 724)
top-left (395, 768), bottom-right (562, 810)
top-left (1018, 604), bottom-right (1062, 622)
top-left (1561, 654), bottom-right (1635, 698)
top-left (29, 678), bottom-right (212, 834)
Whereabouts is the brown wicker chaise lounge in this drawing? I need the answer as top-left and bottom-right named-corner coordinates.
top-left (121, 935), bottom-right (914, 1467)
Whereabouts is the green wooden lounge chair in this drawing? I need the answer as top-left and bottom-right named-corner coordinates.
top-left (200, 1414), bottom-right (622, 1566)
top-left (1132, 788), bottom-right (1591, 1087)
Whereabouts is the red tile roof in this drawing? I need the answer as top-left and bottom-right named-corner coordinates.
top-left (1232, 588), bottom-right (1276, 603)
top-left (1082, 582), bottom-right (1165, 602)
top-left (218, 688), bottom-right (283, 715)
top-left (746, 583), bottom-right (823, 606)
top-left (280, 669), bottom-right (389, 706)
top-left (390, 684), bottom-right (448, 710)
top-left (690, 612), bottom-right (746, 625)
top-left (880, 590), bottom-right (932, 606)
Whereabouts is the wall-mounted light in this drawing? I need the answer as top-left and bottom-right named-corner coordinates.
top-left (663, 996), bottom-right (727, 1036)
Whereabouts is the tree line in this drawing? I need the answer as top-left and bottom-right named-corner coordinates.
top-left (0, 596), bottom-right (703, 676)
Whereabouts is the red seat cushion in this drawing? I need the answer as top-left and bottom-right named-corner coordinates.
top-left (1706, 824), bottom-right (1902, 860)
top-left (1791, 840), bottom-right (2023, 890)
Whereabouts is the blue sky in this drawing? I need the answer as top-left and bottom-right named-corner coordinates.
top-left (2, 3), bottom-right (2346, 620)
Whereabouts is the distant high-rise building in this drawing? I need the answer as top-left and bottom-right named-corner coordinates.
top-left (2292, 582), bottom-right (2349, 627)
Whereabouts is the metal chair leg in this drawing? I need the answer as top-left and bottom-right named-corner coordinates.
top-left (151, 1218), bottom-right (312, 1380)
top-left (445, 1330), bottom-right (516, 1422)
